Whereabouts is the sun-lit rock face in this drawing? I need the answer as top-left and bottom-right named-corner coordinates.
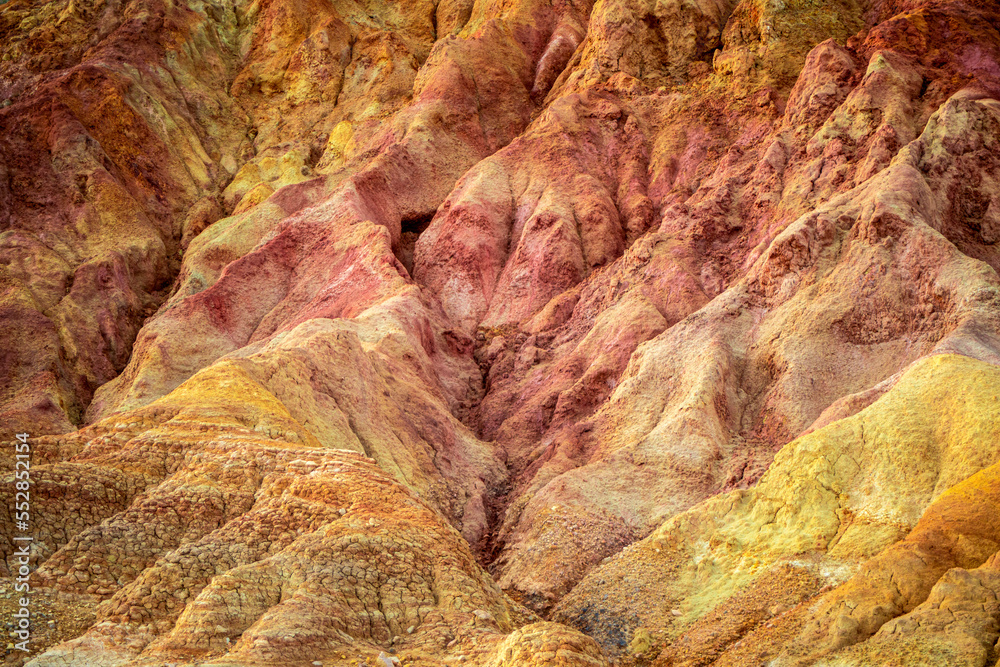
top-left (2, 0), bottom-right (1000, 664)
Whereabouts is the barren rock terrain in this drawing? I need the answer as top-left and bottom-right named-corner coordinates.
top-left (1, 0), bottom-right (999, 664)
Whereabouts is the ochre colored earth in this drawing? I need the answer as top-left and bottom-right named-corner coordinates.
top-left (2, 0), bottom-right (1000, 665)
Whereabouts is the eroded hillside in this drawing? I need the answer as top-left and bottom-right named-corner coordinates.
top-left (1, 0), bottom-right (999, 665)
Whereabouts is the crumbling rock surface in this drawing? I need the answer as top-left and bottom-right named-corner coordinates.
top-left (2, 0), bottom-right (1000, 664)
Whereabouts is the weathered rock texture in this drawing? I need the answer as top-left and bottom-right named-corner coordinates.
top-left (1, 0), bottom-right (1000, 664)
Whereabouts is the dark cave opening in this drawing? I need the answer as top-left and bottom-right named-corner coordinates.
top-left (396, 213), bottom-right (435, 276)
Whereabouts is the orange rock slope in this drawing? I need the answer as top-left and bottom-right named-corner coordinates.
top-left (1, 0), bottom-right (1000, 664)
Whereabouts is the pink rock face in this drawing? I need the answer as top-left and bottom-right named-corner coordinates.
top-left (2, 0), bottom-right (1000, 665)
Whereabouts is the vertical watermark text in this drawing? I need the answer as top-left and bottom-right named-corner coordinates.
top-left (11, 432), bottom-right (32, 653)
